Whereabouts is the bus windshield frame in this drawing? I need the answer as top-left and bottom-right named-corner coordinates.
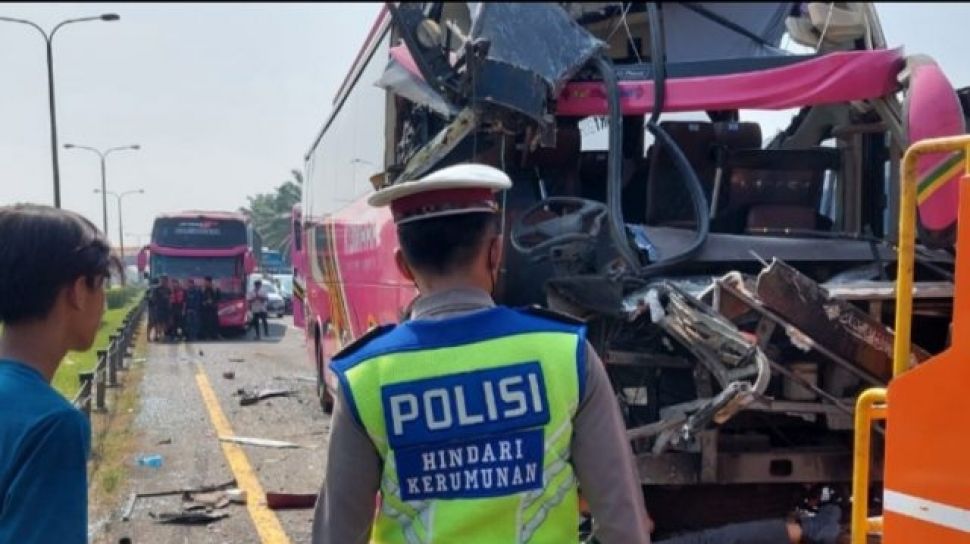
top-left (151, 217), bottom-right (248, 249)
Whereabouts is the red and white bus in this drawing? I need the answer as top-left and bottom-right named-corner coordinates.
top-left (138, 211), bottom-right (259, 332)
top-left (296, 2), bottom-right (964, 531)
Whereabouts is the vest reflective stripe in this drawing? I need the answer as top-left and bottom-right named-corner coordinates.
top-left (334, 307), bottom-right (584, 544)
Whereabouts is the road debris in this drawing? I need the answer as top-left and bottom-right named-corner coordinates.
top-left (274, 375), bottom-right (316, 384)
top-left (150, 510), bottom-right (229, 525)
top-left (218, 435), bottom-right (301, 449)
top-left (266, 492), bottom-right (318, 510)
top-left (228, 357), bottom-right (245, 362)
top-left (156, 437), bottom-right (172, 445)
top-left (182, 490), bottom-right (231, 510)
top-left (121, 493), bottom-right (139, 522)
top-left (222, 371), bottom-right (235, 380)
top-left (237, 387), bottom-right (295, 406)
top-left (122, 480), bottom-right (239, 522)
top-left (136, 454), bottom-right (164, 468)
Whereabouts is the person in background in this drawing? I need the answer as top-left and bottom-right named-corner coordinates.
top-left (0, 204), bottom-right (118, 542)
top-left (169, 279), bottom-right (186, 341)
top-left (247, 279), bottom-right (269, 340)
top-left (153, 275), bottom-right (172, 342)
top-left (184, 278), bottom-right (203, 341)
top-left (201, 276), bottom-right (221, 340)
top-left (147, 277), bottom-right (160, 342)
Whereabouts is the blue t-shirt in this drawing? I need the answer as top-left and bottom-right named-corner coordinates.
top-left (0, 360), bottom-right (91, 543)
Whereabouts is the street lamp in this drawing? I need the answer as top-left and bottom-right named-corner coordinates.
top-left (64, 143), bottom-right (140, 235)
top-left (93, 188), bottom-right (144, 263)
top-left (0, 13), bottom-right (120, 208)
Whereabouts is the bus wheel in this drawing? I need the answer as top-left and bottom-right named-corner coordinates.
top-left (315, 333), bottom-right (334, 414)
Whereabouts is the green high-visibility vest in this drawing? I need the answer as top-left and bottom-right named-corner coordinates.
top-left (332, 306), bottom-right (587, 543)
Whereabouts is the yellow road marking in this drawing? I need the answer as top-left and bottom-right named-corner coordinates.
top-left (194, 364), bottom-right (292, 544)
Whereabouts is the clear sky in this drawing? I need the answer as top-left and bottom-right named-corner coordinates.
top-left (1, 3), bottom-right (968, 251)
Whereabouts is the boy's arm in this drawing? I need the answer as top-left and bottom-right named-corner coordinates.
top-left (0, 409), bottom-right (90, 543)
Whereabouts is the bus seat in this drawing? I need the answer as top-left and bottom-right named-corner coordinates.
top-left (645, 121), bottom-right (717, 226)
top-left (710, 121), bottom-right (763, 217)
top-left (713, 121), bottom-right (762, 149)
top-left (715, 148), bottom-right (840, 233)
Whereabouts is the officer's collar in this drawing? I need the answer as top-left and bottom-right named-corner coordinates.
top-left (409, 287), bottom-right (496, 321)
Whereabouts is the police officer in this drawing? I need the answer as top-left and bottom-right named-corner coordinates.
top-left (311, 163), bottom-right (652, 543)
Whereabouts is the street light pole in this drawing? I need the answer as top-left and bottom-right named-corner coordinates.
top-left (0, 14), bottom-right (120, 208)
top-left (98, 189), bottom-right (144, 262)
top-left (64, 143), bottom-right (140, 236)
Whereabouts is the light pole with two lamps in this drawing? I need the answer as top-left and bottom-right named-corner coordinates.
top-left (93, 188), bottom-right (144, 263)
top-left (0, 13), bottom-right (120, 208)
top-left (63, 143), bottom-right (140, 236)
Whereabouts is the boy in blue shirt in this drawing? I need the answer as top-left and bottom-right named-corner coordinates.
top-left (0, 204), bottom-right (117, 543)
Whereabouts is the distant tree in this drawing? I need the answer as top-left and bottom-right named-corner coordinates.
top-left (240, 169), bottom-right (303, 259)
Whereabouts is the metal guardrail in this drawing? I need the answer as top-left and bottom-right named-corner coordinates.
top-left (72, 293), bottom-right (148, 419)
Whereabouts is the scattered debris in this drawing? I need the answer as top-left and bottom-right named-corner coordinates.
top-left (150, 510), bottom-right (229, 525)
top-left (136, 454), bottom-right (163, 468)
top-left (122, 480), bottom-right (238, 522)
top-left (156, 437), bottom-right (172, 446)
top-left (222, 371), bottom-right (235, 380)
top-left (121, 493), bottom-right (138, 521)
top-left (228, 357), bottom-right (245, 363)
top-left (266, 492), bottom-right (318, 510)
top-left (237, 387), bottom-right (295, 406)
top-left (199, 350), bottom-right (204, 357)
top-left (182, 490), bottom-right (231, 510)
top-left (274, 375), bottom-right (316, 384)
top-left (137, 479), bottom-right (238, 499)
top-left (226, 488), bottom-right (247, 504)
top-left (218, 435), bottom-right (301, 449)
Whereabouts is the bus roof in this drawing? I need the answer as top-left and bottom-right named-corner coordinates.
top-left (304, 5), bottom-right (390, 161)
top-left (156, 210), bottom-right (250, 222)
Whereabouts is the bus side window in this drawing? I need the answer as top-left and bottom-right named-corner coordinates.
top-left (294, 219), bottom-right (303, 252)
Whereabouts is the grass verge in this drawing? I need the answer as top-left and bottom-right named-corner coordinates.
top-left (53, 298), bottom-right (140, 399)
top-left (88, 323), bottom-right (147, 537)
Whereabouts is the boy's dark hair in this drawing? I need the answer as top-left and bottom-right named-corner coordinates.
top-left (0, 204), bottom-right (118, 324)
top-left (397, 212), bottom-right (499, 275)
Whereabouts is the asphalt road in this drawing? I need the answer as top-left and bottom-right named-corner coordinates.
top-left (93, 318), bottom-right (330, 544)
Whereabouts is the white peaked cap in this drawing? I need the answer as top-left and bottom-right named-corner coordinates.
top-left (368, 163), bottom-right (512, 224)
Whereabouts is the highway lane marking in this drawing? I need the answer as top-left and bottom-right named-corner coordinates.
top-left (194, 363), bottom-right (292, 544)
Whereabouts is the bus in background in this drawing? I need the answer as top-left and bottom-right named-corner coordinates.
top-left (137, 211), bottom-right (258, 333)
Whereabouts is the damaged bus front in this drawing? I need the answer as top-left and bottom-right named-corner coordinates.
top-left (304, 2), bottom-right (964, 534)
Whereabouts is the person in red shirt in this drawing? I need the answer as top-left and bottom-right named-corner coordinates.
top-left (169, 279), bottom-right (186, 341)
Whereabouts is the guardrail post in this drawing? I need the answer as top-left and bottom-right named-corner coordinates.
top-left (95, 349), bottom-right (108, 411)
top-left (118, 324), bottom-right (129, 368)
top-left (107, 335), bottom-right (120, 387)
top-left (77, 371), bottom-right (94, 421)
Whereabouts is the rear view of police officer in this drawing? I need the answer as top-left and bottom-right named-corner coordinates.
top-left (312, 164), bottom-right (651, 543)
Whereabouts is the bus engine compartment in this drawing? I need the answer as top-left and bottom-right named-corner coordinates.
top-left (372, 2), bottom-right (964, 533)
